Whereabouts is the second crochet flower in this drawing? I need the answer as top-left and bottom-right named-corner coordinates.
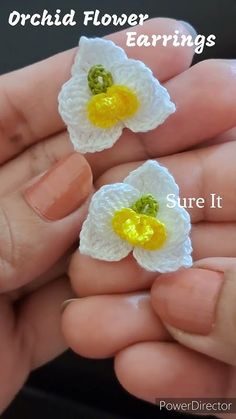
top-left (79, 161), bottom-right (192, 272)
top-left (58, 37), bottom-right (176, 153)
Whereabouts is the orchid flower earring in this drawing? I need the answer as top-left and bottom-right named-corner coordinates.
top-left (79, 161), bottom-right (192, 272)
top-left (58, 37), bottom-right (176, 153)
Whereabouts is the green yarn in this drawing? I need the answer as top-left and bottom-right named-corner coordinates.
top-left (88, 64), bottom-right (113, 95)
top-left (131, 194), bottom-right (159, 217)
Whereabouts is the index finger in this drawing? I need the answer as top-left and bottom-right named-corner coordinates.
top-left (0, 18), bottom-right (195, 164)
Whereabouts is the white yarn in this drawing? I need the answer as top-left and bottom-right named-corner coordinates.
top-left (58, 37), bottom-right (176, 154)
top-left (79, 160), bottom-right (192, 272)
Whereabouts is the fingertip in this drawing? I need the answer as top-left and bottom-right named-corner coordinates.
top-left (61, 289), bottom-right (172, 360)
top-left (60, 304), bottom-right (79, 355)
top-left (179, 20), bottom-right (197, 39)
top-left (151, 268), bottom-right (223, 335)
top-left (115, 341), bottom-right (227, 402)
top-left (61, 295), bottom-right (120, 359)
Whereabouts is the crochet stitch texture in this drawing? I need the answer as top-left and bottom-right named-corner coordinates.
top-left (58, 37), bottom-right (176, 153)
top-left (79, 161), bottom-right (192, 272)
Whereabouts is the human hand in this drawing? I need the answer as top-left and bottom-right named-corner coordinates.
top-left (0, 151), bottom-right (93, 412)
top-left (62, 56), bottom-right (236, 406)
top-left (0, 17), bottom-right (197, 412)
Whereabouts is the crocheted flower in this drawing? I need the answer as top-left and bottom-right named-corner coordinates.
top-left (58, 37), bottom-right (176, 154)
top-left (80, 161), bottom-right (192, 272)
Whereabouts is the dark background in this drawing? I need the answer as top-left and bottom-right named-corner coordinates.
top-left (0, 0), bottom-right (236, 73)
top-left (1, 0), bottom-right (235, 418)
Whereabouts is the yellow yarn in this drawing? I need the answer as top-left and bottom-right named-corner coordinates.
top-left (112, 208), bottom-right (167, 251)
top-left (87, 85), bottom-right (139, 128)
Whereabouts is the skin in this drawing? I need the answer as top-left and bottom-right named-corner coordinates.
top-left (64, 144), bottom-right (236, 408)
top-left (62, 21), bottom-right (236, 417)
top-left (0, 17), bottom-right (236, 415)
top-left (0, 18), bottom-right (195, 412)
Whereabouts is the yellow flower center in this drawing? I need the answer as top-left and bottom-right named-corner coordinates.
top-left (87, 85), bottom-right (139, 129)
top-left (112, 208), bottom-right (167, 251)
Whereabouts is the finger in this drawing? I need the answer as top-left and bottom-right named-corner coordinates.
top-left (87, 59), bottom-right (236, 176)
top-left (114, 342), bottom-right (229, 404)
top-left (194, 257), bottom-right (236, 271)
top-left (61, 292), bottom-right (170, 359)
top-left (0, 153), bottom-right (92, 293)
top-left (142, 59), bottom-right (236, 156)
top-left (110, 18), bottom-right (195, 82)
top-left (69, 253), bottom-right (156, 296)
top-left (21, 224), bottom-right (236, 301)
top-left (211, 127), bottom-right (236, 145)
top-left (0, 132), bottom-right (72, 197)
top-left (8, 249), bottom-right (73, 301)
top-left (195, 127), bottom-right (236, 149)
top-left (69, 141), bottom-right (236, 298)
top-left (18, 277), bottom-right (73, 369)
top-left (151, 263), bottom-right (236, 366)
top-left (192, 223), bottom-right (236, 259)
top-left (69, 222), bottom-right (236, 297)
top-left (0, 18), bottom-right (194, 164)
top-left (0, 276), bottom-right (73, 413)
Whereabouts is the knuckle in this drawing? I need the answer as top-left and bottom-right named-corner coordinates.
top-left (0, 81), bottom-right (31, 154)
top-left (26, 140), bottom-right (55, 178)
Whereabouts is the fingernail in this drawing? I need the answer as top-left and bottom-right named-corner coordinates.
top-left (179, 21), bottom-right (198, 38)
top-left (151, 269), bottom-right (224, 335)
top-left (61, 298), bottom-right (79, 313)
top-left (24, 153), bottom-right (92, 221)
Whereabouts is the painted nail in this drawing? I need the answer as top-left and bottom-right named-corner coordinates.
top-left (24, 153), bottom-right (92, 221)
top-left (179, 21), bottom-right (198, 38)
top-left (151, 269), bottom-right (224, 335)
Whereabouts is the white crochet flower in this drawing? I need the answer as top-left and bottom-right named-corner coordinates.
top-left (58, 37), bottom-right (176, 154)
top-left (80, 161), bottom-right (192, 272)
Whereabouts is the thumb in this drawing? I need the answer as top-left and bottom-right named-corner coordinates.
top-left (0, 152), bottom-right (92, 293)
top-left (150, 258), bottom-right (236, 366)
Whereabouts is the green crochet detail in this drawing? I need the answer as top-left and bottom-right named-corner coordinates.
top-left (88, 64), bottom-right (113, 95)
top-left (131, 194), bottom-right (159, 217)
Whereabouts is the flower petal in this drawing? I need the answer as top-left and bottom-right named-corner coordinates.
top-left (113, 59), bottom-right (175, 132)
top-left (80, 183), bottom-right (139, 261)
top-left (58, 72), bottom-right (124, 153)
top-left (88, 183), bottom-right (140, 227)
top-left (80, 215), bottom-right (132, 261)
top-left (133, 237), bottom-right (192, 272)
top-left (158, 202), bottom-right (191, 244)
top-left (72, 37), bottom-right (127, 76)
top-left (133, 204), bottom-right (192, 272)
top-left (124, 160), bottom-right (179, 202)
